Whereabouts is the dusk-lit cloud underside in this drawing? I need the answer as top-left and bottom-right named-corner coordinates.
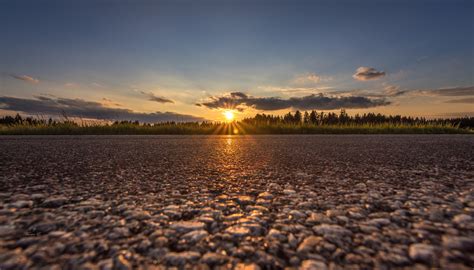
top-left (352, 67), bottom-right (386, 81)
top-left (10, 74), bottom-right (39, 84)
top-left (197, 92), bottom-right (389, 111)
top-left (139, 91), bottom-right (174, 104)
top-left (0, 96), bottom-right (204, 122)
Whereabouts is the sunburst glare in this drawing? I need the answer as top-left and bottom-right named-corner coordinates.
top-left (223, 110), bottom-right (235, 122)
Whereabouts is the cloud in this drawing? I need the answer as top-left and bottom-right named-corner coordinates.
top-left (140, 91), bottom-right (174, 104)
top-left (64, 82), bottom-right (78, 87)
top-left (91, 82), bottom-right (105, 88)
top-left (417, 86), bottom-right (474, 96)
top-left (320, 85), bottom-right (406, 99)
top-left (361, 85), bottom-right (474, 98)
top-left (101, 98), bottom-right (123, 107)
top-left (10, 74), bottom-right (39, 84)
top-left (444, 97), bottom-right (474, 104)
top-left (382, 84), bottom-right (407, 97)
top-left (308, 85), bottom-right (473, 101)
top-left (257, 86), bottom-right (333, 96)
top-left (353, 67), bottom-right (386, 81)
top-left (294, 73), bottom-right (321, 84)
top-left (0, 96), bottom-right (204, 122)
top-left (383, 84), bottom-right (399, 94)
top-left (197, 92), bottom-right (389, 111)
top-left (350, 84), bottom-right (406, 98)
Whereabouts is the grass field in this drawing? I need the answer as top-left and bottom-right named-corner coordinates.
top-left (0, 122), bottom-right (471, 135)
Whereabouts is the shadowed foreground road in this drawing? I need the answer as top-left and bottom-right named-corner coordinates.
top-left (0, 135), bottom-right (473, 269)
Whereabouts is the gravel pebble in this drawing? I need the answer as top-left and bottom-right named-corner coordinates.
top-left (409, 243), bottom-right (436, 265)
top-left (170, 221), bottom-right (206, 233)
top-left (42, 196), bottom-right (68, 208)
top-left (164, 251), bottom-right (201, 266)
top-left (300, 260), bottom-right (328, 270)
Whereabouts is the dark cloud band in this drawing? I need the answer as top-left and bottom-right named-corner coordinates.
top-left (0, 96), bottom-right (203, 122)
top-left (197, 92), bottom-right (390, 111)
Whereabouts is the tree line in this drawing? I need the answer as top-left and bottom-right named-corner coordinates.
top-left (242, 110), bottom-right (474, 129)
top-left (1, 111), bottom-right (473, 129)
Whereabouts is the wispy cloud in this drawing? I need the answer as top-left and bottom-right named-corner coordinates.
top-left (91, 82), bottom-right (105, 88)
top-left (10, 74), bottom-right (39, 84)
top-left (353, 67), bottom-right (386, 81)
top-left (324, 85), bottom-right (406, 99)
top-left (197, 92), bottom-right (389, 111)
top-left (64, 82), bottom-right (78, 87)
top-left (140, 91), bottom-right (174, 104)
top-left (257, 85), bottom-right (333, 95)
top-left (383, 84), bottom-right (401, 95)
top-left (101, 97), bottom-right (123, 107)
top-left (338, 85), bottom-right (473, 99)
top-left (444, 97), bottom-right (474, 104)
top-left (293, 72), bottom-right (321, 84)
top-left (0, 96), bottom-right (204, 122)
top-left (415, 86), bottom-right (474, 96)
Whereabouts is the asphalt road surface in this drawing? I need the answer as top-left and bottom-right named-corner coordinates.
top-left (0, 135), bottom-right (473, 269)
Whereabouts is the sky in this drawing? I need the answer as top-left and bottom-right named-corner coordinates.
top-left (0, 0), bottom-right (473, 122)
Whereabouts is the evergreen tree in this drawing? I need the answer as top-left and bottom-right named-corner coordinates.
top-left (303, 111), bottom-right (310, 124)
top-left (309, 110), bottom-right (317, 124)
top-left (294, 110), bottom-right (302, 124)
top-left (283, 112), bottom-right (294, 123)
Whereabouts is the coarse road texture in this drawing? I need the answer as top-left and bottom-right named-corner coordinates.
top-left (0, 135), bottom-right (473, 270)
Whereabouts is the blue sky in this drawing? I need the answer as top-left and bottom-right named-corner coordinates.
top-left (0, 0), bottom-right (473, 121)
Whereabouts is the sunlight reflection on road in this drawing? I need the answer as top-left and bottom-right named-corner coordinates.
top-left (202, 136), bottom-right (269, 185)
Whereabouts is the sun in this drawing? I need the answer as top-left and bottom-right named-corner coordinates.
top-left (224, 110), bottom-right (235, 122)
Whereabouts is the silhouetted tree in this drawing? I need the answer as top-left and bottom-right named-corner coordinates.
top-left (303, 111), bottom-right (310, 124)
top-left (283, 112), bottom-right (294, 123)
top-left (294, 110), bottom-right (302, 124)
top-left (309, 110), bottom-right (317, 125)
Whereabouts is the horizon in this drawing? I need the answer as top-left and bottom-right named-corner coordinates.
top-left (1, 0), bottom-right (473, 122)
top-left (1, 108), bottom-right (473, 125)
